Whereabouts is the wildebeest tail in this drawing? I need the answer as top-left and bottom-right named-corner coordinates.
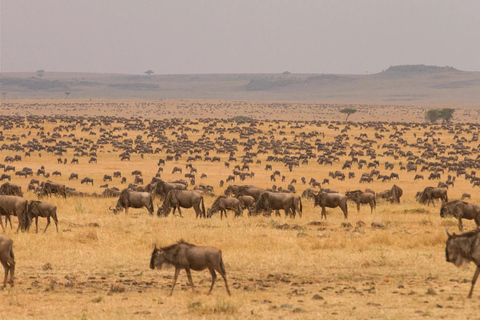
top-left (201, 197), bottom-right (206, 218)
top-left (219, 251), bottom-right (227, 275)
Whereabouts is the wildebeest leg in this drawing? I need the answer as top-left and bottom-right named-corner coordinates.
top-left (170, 267), bottom-right (181, 296)
top-left (44, 216), bottom-right (51, 233)
top-left (177, 207), bottom-right (182, 217)
top-left (468, 266), bottom-right (480, 298)
top-left (185, 267), bottom-right (195, 292)
top-left (207, 267), bottom-right (217, 295)
top-left (1, 260), bottom-right (9, 288)
top-left (458, 216), bottom-right (464, 232)
top-left (216, 259), bottom-right (231, 296)
top-left (321, 206), bottom-right (326, 220)
top-left (36, 216), bottom-right (39, 233)
top-left (356, 203), bottom-right (360, 213)
top-left (0, 216), bottom-right (4, 233)
top-left (370, 203), bottom-right (374, 214)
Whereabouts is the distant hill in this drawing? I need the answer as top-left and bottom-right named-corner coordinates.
top-left (1, 65), bottom-right (480, 104)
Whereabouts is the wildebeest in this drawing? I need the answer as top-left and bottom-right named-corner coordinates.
top-left (37, 181), bottom-right (67, 199)
top-left (390, 184), bottom-right (403, 203)
top-left (171, 167), bottom-right (182, 174)
top-left (418, 187), bottom-right (448, 206)
top-left (109, 189), bottom-right (154, 215)
top-left (103, 175), bottom-right (112, 182)
top-left (0, 195), bottom-right (29, 232)
top-left (346, 190), bottom-right (376, 214)
top-left (314, 192), bottom-right (348, 220)
top-left (0, 183), bottom-right (23, 197)
top-left (81, 177), bottom-right (94, 185)
top-left (0, 234), bottom-right (15, 288)
top-left (150, 240), bottom-right (230, 296)
top-left (301, 188), bottom-right (316, 199)
top-left (0, 174), bottom-right (11, 181)
top-left (27, 201), bottom-right (58, 233)
top-left (445, 229), bottom-right (480, 298)
top-left (158, 189), bottom-right (206, 218)
top-left (252, 192), bottom-right (302, 218)
top-left (68, 173), bottom-right (78, 180)
top-left (207, 196), bottom-right (242, 219)
top-left (237, 195), bottom-right (255, 214)
top-left (153, 180), bottom-right (187, 199)
top-left (440, 200), bottom-right (480, 232)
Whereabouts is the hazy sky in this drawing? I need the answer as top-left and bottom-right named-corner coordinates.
top-left (1, 0), bottom-right (479, 75)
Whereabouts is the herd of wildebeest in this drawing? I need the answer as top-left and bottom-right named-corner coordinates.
top-left (1, 114), bottom-right (480, 298)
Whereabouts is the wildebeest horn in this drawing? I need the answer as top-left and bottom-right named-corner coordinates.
top-left (445, 227), bottom-right (452, 237)
top-left (154, 244), bottom-right (157, 249)
top-left (109, 206), bottom-right (115, 211)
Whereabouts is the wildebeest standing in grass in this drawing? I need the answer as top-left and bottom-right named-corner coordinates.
top-left (314, 192), bottom-right (348, 220)
top-left (27, 200), bottom-right (58, 233)
top-left (445, 229), bottom-right (480, 298)
top-left (0, 183), bottom-right (23, 197)
top-left (158, 189), bottom-right (205, 218)
top-left (0, 234), bottom-right (15, 288)
top-left (418, 187), bottom-right (447, 206)
top-left (153, 180), bottom-right (187, 199)
top-left (440, 200), bottom-right (480, 232)
top-left (0, 195), bottom-right (29, 232)
top-left (207, 196), bottom-right (242, 219)
top-left (109, 189), bottom-right (154, 215)
top-left (150, 240), bottom-right (231, 296)
top-left (252, 192), bottom-right (301, 218)
top-left (346, 190), bottom-right (376, 213)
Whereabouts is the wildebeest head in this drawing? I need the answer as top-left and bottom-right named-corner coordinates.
top-left (150, 244), bottom-right (172, 269)
top-left (440, 203), bottom-right (451, 218)
top-left (445, 228), bottom-right (471, 267)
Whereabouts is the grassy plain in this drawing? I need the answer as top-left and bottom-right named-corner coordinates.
top-left (0, 102), bottom-right (479, 319)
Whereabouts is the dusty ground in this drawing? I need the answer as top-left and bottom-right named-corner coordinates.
top-left (0, 102), bottom-right (479, 319)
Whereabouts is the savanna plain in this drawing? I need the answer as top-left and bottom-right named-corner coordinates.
top-left (1, 100), bottom-right (479, 320)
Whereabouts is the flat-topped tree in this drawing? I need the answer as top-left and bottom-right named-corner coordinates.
top-left (339, 108), bottom-right (357, 122)
top-left (145, 70), bottom-right (154, 76)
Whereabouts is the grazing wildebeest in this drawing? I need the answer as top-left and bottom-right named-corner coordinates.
top-left (171, 167), bottom-right (183, 174)
top-left (418, 187), bottom-right (448, 206)
top-left (301, 188), bottom-right (316, 199)
top-left (0, 195), bottom-right (29, 232)
top-left (462, 193), bottom-right (472, 200)
top-left (253, 192), bottom-right (302, 218)
top-left (135, 176), bottom-right (144, 185)
top-left (346, 190), bottom-right (376, 213)
top-left (0, 174), bottom-right (11, 181)
top-left (314, 192), bottom-right (348, 220)
top-left (68, 173), bottom-right (78, 180)
top-left (445, 229), bottom-right (480, 298)
top-left (81, 177), bottom-right (94, 185)
top-left (103, 175), bottom-right (112, 182)
top-left (42, 181), bottom-right (67, 199)
top-left (153, 180), bottom-right (187, 199)
top-left (113, 171), bottom-right (122, 178)
top-left (236, 185), bottom-right (266, 201)
top-left (27, 201), bottom-right (58, 233)
top-left (158, 189), bottom-right (206, 218)
top-left (150, 240), bottom-right (230, 296)
top-left (440, 200), bottom-right (480, 232)
top-left (132, 170), bottom-right (142, 176)
top-left (237, 195), bottom-right (255, 214)
top-left (0, 183), bottom-right (23, 197)
top-left (0, 234), bottom-right (15, 288)
top-left (207, 196), bottom-right (242, 219)
top-left (109, 189), bottom-right (154, 215)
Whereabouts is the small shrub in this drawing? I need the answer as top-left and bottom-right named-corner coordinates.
top-left (75, 201), bottom-right (86, 213)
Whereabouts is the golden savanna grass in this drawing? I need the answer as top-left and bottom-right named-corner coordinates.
top-left (1, 102), bottom-right (479, 319)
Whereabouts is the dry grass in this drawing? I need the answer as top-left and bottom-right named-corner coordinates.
top-left (0, 103), bottom-right (479, 319)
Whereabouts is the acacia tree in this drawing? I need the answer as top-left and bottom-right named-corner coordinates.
top-left (36, 70), bottom-right (45, 78)
top-left (339, 108), bottom-right (357, 121)
top-left (145, 70), bottom-right (154, 76)
top-left (425, 108), bottom-right (455, 123)
top-left (65, 92), bottom-right (71, 98)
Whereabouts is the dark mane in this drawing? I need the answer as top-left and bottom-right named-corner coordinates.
top-left (161, 239), bottom-right (196, 251)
